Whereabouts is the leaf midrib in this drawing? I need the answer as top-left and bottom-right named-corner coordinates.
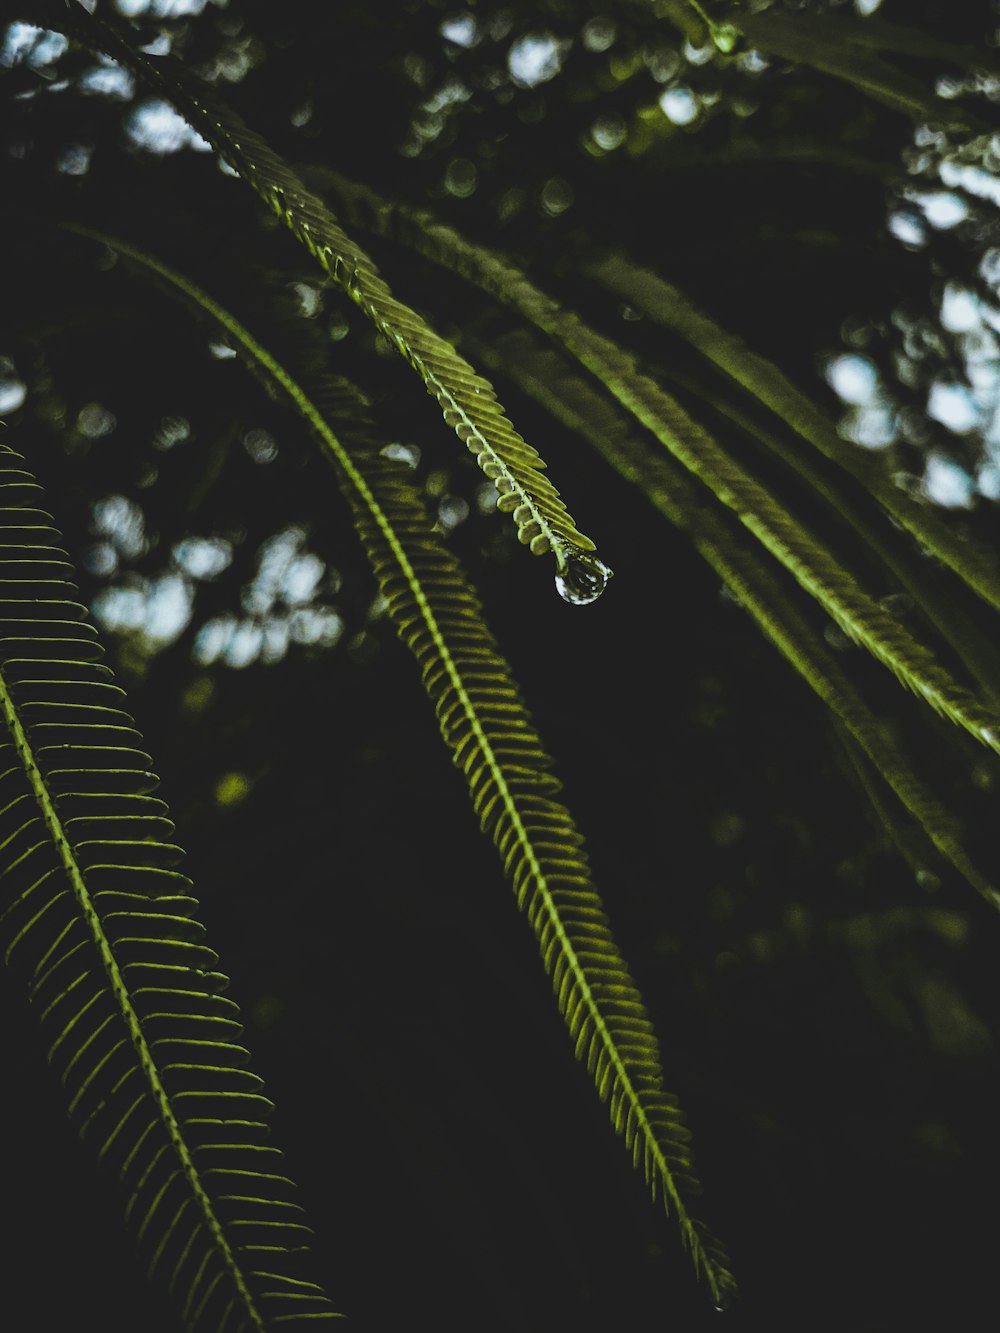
top-left (0, 661), bottom-right (265, 1332)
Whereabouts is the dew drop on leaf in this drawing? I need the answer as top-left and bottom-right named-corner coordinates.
top-left (554, 550), bottom-right (613, 605)
top-left (714, 1284), bottom-right (737, 1313)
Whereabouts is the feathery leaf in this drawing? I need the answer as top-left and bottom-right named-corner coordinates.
top-left (36, 0), bottom-right (609, 602)
top-left (0, 450), bottom-right (342, 1331)
top-left (659, 367), bottom-right (1000, 709)
top-left (470, 325), bottom-right (998, 908)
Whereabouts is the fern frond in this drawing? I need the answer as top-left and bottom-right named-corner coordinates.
top-left (0, 451), bottom-right (342, 1330)
top-left (660, 368), bottom-right (1000, 708)
top-left (293, 169), bottom-right (1000, 758)
top-left (470, 326), bottom-right (998, 909)
top-left (76, 225), bottom-right (738, 1308)
top-left (582, 252), bottom-right (1000, 619)
top-left (37, 0), bottom-right (608, 602)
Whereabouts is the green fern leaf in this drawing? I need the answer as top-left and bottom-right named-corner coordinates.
top-left (37, 0), bottom-right (608, 602)
top-left (659, 367), bottom-right (1000, 709)
top-left (471, 326), bottom-right (998, 908)
top-left (79, 227), bottom-right (738, 1308)
top-left (0, 450), bottom-right (342, 1331)
top-left (310, 388), bottom-right (737, 1307)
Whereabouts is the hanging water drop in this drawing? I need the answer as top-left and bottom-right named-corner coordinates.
top-left (554, 549), bottom-right (613, 605)
top-left (713, 1284), bottom-right (737, 1313)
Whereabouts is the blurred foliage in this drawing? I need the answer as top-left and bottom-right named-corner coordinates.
top-left (3, 1), bottom-right (1000, 1330)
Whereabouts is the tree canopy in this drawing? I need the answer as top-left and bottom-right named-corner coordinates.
top-left (2, 2), bottom-right (1000, 1330)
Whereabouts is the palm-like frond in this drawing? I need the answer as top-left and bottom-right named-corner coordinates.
top-left (471, 325), bottom-right (998, 908)
top-left (37, 0), bottom-right (609, 602)
top-left (289, 167), bottom-right (1000, 757)
top-left (80, 225), bottom-right (738, 1308)
top-left (663, 373), bottom-right (1000, 708)
top-left (0, 449), bottom-right (341, 1331)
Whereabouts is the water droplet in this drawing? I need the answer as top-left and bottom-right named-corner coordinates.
top-left (555, 550), bottom-right (613, 605)
top-left (714, 1284), bottom-right (737, 1313)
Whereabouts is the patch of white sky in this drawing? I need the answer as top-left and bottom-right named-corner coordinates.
top-left (190, 525), bottom-right (344, 668)
top-left (1, 23), bottom-right (67, 69)
top-left (0, 357), bottom-right (26, 414)
top-left (140, 573), bottom-right (193, 643)
top-left (888, 187), bottom-right (970, 251)
top-left (926, 381), bottom-right (981, 439)
top-left (241, 528), bottom-right (325, 614)
top-left (194, 603), bottom-right (344, 668)
top-left (89, 493), bottom-right (230, 647)
top-left (507, 33), bottom-right (569, 88)
top-left (659, 86), bottom-right (699, 126)
top-left (79, 61), bottom-right (135, 101)
top-left (93, 568), bottom-right (193, 647)
top-left (923, 452), bottom-right (975, 507)
top-left (825, 353), bottom-right (898, 452)
top-left (173, 537), bottom-right (233, 581)
top-left (2, 6), bottom-right (216, 163)
top-left (89, 505), bottom-right (342, 661)
top-left (940, 158), bottom-right (1000, 208)
top-left (92, 570), bottom-right (194, 646)
top-left (115, 0), bottom-right (207, 17)
top-left (825, 106), bottom-right (1000, 503)
top-left (922, 133), bottom-right (1000, 500)
top-left (827, 336), bottom-right (993, 504)
top-left (93, 494), bottom-right (148, 561)
top-left (126, 99), bottom-right (211, 154)
top-left (440, 14), bottom-right (478, 50)
top-left (0, 379), bottom-right (26, 413)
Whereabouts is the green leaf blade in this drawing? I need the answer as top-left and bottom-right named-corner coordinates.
top-left (43, 0), bottom-right (607, 594)
top-left (0, 447), bottom-right (342, 1331)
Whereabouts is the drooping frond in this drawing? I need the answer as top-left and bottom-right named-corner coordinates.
top-left (35, 0), bottom-right (609, 603)
top-left (0, 449), bottom-right (342, 1331)
top-left (469, 325), bottom-right (999, 909)
top-left (581, 252), bottom-right (1000, 619)
top-left (659, 370), bottom-right (1000, 709)
top-left (76, 225), bottom-right (738, 1308)
top-left (290, 168), bottom-right (1000, 757)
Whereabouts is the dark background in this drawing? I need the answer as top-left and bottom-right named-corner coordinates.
top-left (3, 2), bottom-right (1000, 1329)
